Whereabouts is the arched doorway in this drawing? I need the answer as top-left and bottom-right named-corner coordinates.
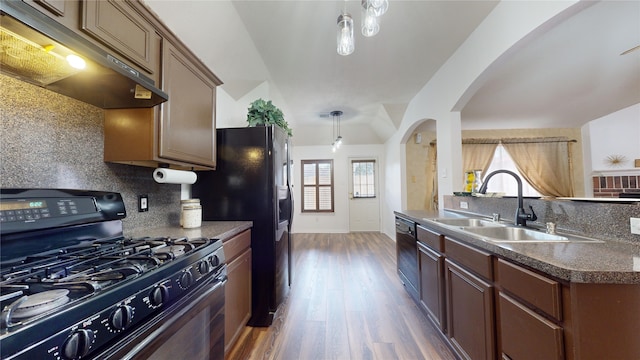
top-left (404, 119), bottom-right (438, 211)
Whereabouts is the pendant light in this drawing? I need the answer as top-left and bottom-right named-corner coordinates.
top-left (365, 0), bottom-right (388, 17)
top-left (336, 0), bottom-right (389, 55)
top-left (337, 13), bottom-right (354, 56)
top-left (361, 2), bottom-right (380, 37)
top-left (331, 110), bottom-right (343, 151)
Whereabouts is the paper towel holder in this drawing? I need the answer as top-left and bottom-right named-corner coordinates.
top-left (153, 167), bottom-right (197, 185)
top-left (154, 163), bottom-right (170, 181)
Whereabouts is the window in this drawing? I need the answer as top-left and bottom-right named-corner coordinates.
top-left (352, 160), bottom-right (376, 198)
top-left (484, 145), bottom-right (542, 197)
top-left (301, 160), bottom-right (334, 212)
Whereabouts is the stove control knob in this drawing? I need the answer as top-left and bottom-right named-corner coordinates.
top-left (198, 260), bottom-right (210, 274)
top-left (179, 270), bottom-right (193, 289)
top-left (209, 255), bottom-right (220, 267)
top-left (149, 285), bottom-right (169, 307)
top-left (109, 305), bottom-right (133, 331)
top-left (62, 329), bottom-right (94, 360)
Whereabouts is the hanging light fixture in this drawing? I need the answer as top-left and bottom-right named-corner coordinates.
top-left (337, 0), bottom-right (389, 55)
top-left (336, 13), bottom-right (354, 56)
top-left (361, 1), bottom-right (380, 37)
top-left (330, 110), bottom-right (343, 151)
top-left (365, 0), bottom-right (388, 17)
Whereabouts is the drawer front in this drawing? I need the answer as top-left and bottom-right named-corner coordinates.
top-left (223, 230), bottom-right (251, 263)
top-left (496, 258), bottom-right (562, 321)
top-left (417, 225), bottom-right (444, 252)
top-left (444, 237), bottom-right (493, 280)
top-left (498, 292), bottom-right (564, 360)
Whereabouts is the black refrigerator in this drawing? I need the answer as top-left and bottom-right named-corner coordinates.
top-left (193, 125), bottom-right (292, 327)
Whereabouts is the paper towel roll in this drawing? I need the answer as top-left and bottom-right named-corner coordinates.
top-left (153, 168), bottom-right (197, 184)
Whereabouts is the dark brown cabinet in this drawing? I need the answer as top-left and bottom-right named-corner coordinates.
top-left (407, 216), bottom-right (640, 360)
top-left (22, 0), bottom-right (76, 29)
top-left (19, 0), bottom-right (221, 169)
top-left (157, 39), bottom-right (217, 168)
top-left (23, 0), bottom-right (67, 17)
top-left (498, 291), bottom-right (564, 360)
top-left (103, 4), bottom-right (221, 170)
top-left (82, 0), bottom-right (160, 78)
top-left (495, 258), bottom-right (564, 360)
top-left (444, 254), bottom-right (495, 360)
top-left (223, 230), bottom-right (252, 354)
top-left (23, 0), bottom-right (161, 84)
top-left (566, 283), bottom-right (640, 359)
top-left (416, 225), bottom-right (445, 332)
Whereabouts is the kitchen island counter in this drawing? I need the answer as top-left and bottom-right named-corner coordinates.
top-left (396, 210), bottom-right (639, 284)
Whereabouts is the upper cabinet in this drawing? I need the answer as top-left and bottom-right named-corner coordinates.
top-left (16, 0), bottom-right (221, 169)
top-left (101, 1), bottom-right (222, 170)
top-left (158, 40), bottom-right (217, 168)
top-left (82, 0), bottom-right (159, 77)
top-left (21, 0), bottom-right (161, 84)
top-left (23, 0), bottom-right (67, 17)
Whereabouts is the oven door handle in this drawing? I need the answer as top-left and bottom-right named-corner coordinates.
top-left (120, 277), bottom-right (226, 360)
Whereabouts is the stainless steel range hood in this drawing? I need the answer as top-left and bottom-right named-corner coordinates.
top-left (0, 1), bottom-right (167, 109)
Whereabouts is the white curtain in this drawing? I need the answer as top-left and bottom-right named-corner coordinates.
top-left (503, 139), bottom-right (574, 197)
top-left (462, 141), bottom-right (499, 177)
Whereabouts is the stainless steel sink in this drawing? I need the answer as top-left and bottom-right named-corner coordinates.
top-left (428, 218), bottom-right (506, 227)
top-left (462, 226), bottom-right (569, 242)
top-left (425, 216), bottom-right (604, 243)
top-left (461, 226), bottom-right (594, 243)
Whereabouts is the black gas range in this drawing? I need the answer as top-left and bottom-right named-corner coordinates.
top-left (0, 189), bottom-right (226, 360)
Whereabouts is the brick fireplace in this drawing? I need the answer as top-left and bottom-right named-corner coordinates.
top-left (592, 175), bottom-right (640, 198)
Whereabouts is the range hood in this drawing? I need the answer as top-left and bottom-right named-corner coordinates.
top-left (0, 2), bottom-right (167, 109)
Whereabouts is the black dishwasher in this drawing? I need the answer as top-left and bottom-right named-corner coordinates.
top-left (396, 216), bottom-right (419, 301)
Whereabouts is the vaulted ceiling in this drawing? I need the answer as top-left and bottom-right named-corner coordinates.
top-left (144, 1), bottom-right (640, 146)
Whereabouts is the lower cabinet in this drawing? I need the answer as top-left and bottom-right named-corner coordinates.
top-left (445, 259), bottom-right (495, 360)
top-left (497, 291), bottom-right (564, 360)
top-left (406, 219), bottom-right (640, 360)
top-left (417, 226), bottom-right (446, 332)
top-left (223, 230), bottom-right (252, 354)
top-left (495, 257), bottom-right (564, 360)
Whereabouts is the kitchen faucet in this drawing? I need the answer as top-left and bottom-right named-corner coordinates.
top-left (478, 170), bottom-right (537, 227)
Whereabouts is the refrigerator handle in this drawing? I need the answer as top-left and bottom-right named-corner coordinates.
top-left (276, 220), bottom-right (288, 241)
top-left (288, 185), bottom-right (294, 228)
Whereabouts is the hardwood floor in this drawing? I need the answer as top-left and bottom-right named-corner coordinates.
top-left (226, 233), bottom-right (456, 360)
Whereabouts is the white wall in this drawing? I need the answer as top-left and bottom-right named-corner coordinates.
top-left (291, 144), bottom-right (385, 233)
top-left (146, 0), bottom-right (297, 132)
top-left (586, 103), bottom-right (640, 172)
top-left (216, 82), bottom-right (271, 128)
top-left (381, 1), bottom-right (581, 239)
top-left (186, 83), bottom-right (278, 196)
top-left (580, 103), bottom-right (640, 196)
top-left (158, 0), bottom-right (603, 238)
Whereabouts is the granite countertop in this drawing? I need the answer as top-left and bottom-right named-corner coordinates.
top-left (126, 221), bottom-right (252, 242)
top-left (396, 210), bottom-right (640, 284)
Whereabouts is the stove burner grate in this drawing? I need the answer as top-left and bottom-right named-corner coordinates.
top-left (11, 289), bottom-right (70, 319)
top-left (0, 235), bottom-right (217, 331)
top-left (0, 289), bottom-right (71, 328)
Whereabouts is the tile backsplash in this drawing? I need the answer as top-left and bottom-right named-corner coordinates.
top-left (0, 74), bottom-right (181, 233)
top-left (443, 195), bottom-right (640, 244)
